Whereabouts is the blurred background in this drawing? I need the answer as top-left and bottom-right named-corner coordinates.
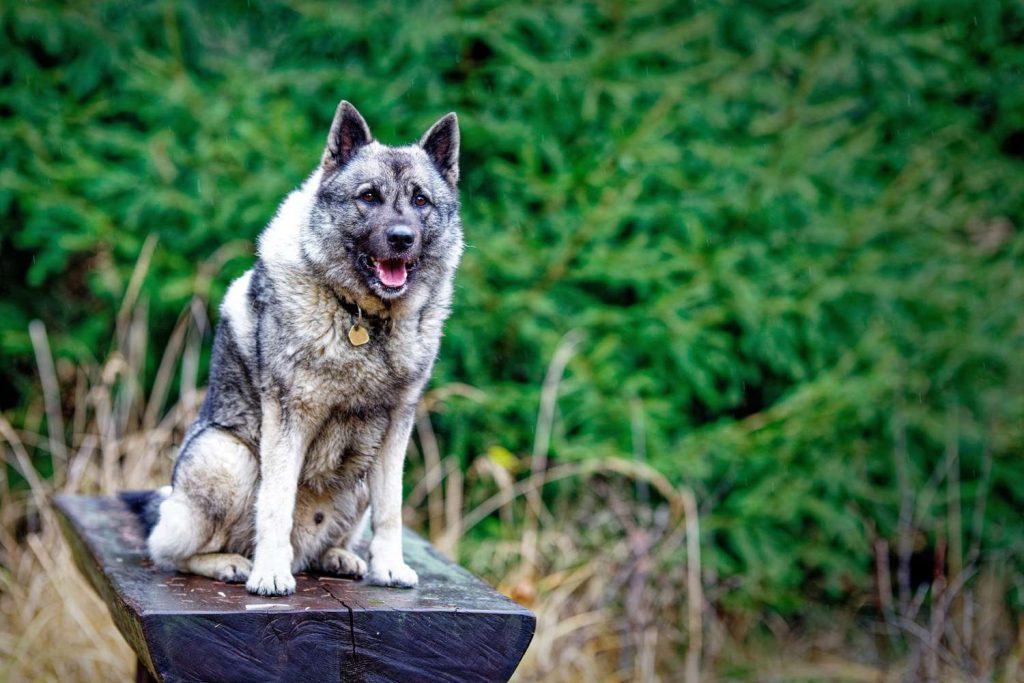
top-left (1, 0), bottom-right (1023, 680)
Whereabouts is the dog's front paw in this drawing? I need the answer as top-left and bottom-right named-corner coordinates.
top-left (366, 559), bottom-right (418, 588)
top-left (246, 565), bottom-right (296, 596)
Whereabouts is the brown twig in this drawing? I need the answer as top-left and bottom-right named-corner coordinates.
top-left (521, 330), bottom-right (584, 574)
top-left (28, 320), bottom-right (67, 473)
top-left (682, 488), bottom-right (702, 683)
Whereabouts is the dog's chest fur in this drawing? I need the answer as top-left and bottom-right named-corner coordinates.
top-left (252, 262), bottom-right (440, 490)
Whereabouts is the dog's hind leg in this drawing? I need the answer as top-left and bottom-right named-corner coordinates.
top-left (311, 486), bottom-right (370, 577)
top-left (147, 491), bottom-right (210, 570)
top-left (183, 553), bottom-right (253, 583)
top-left (148, 427), bottom-right (258, 571)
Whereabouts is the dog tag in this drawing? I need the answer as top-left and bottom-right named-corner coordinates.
top-left (348, 323), bottom-right (370, 346)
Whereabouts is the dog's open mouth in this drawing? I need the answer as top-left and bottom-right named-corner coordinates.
top-left (359, 254), bottom-right (418, 290)
top-left (373, 257), bottom-right (409, 288)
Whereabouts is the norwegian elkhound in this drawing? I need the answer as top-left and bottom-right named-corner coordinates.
top-left (124, 100), bottom-right (462, 595)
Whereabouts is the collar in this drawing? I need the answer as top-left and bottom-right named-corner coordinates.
top-left (330, 288), bottom-right (394, 334)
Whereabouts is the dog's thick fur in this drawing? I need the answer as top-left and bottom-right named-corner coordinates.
top-left (140, 101), bottom-right (462, 595)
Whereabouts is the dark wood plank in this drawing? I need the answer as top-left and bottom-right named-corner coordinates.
top-left (136, 660), bottom-right (158, 683)
top-left (54, 494), bottom-right (534, 683)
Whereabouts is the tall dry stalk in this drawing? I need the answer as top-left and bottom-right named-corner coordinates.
top-left (521, 329), bottom-right (583, 578)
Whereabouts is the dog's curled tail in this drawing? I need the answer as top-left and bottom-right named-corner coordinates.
top-left (118, 486), bottom-right (170, 534)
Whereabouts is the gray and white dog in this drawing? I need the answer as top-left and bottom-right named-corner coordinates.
top-left (135, 100), bottom-right (462, 596)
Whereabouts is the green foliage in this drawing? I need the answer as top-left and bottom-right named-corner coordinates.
top-left (2, 0), bottom-right (1023, 612)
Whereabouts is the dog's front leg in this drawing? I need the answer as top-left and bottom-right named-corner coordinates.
top-left (366, 406), bottom-right (418, 588)
top-left (246, 402), bottom-right (306, 596)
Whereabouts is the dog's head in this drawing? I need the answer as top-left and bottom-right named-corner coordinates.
top-left (304, 101), bottom-right (463, 302)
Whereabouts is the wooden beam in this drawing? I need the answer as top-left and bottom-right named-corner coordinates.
top-left (54, 494), bottom-right (534, 682)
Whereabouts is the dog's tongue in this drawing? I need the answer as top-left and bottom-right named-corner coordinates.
top-left (376, 259), bottom-right (408, 288)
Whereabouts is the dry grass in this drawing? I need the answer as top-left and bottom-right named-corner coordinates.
top-left (1, 245), bottom-right (1021, 682)
top-left (0, 245), bottom-right (704, 682)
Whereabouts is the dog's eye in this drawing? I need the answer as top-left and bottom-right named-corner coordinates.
top-left (413, 194), bottom-right (429, 207)
top-left (360, 191), bottom-right (378, 203)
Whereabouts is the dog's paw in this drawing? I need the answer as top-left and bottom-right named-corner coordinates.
top-left (216, 556), bottom-right (252, 583)
top-left (320, 548), bottom-right (367, 578)
top-left (182, 553), bottom-right (252, 583)
top-left (246, 566), bottom-right (296, 596)
top-left (366, 560), bottom-right (418, 588)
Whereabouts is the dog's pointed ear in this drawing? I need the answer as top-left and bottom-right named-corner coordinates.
top-left (419, 113), bottom-right (460, 187)
top-left (322, 101), bottom-right (372, 173)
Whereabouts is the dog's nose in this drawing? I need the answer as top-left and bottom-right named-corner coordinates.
top-left (386, 225), bottom-right (416, 250)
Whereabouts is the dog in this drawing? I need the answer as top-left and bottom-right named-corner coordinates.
top-left (125, 100), bottom-right (462, 596)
